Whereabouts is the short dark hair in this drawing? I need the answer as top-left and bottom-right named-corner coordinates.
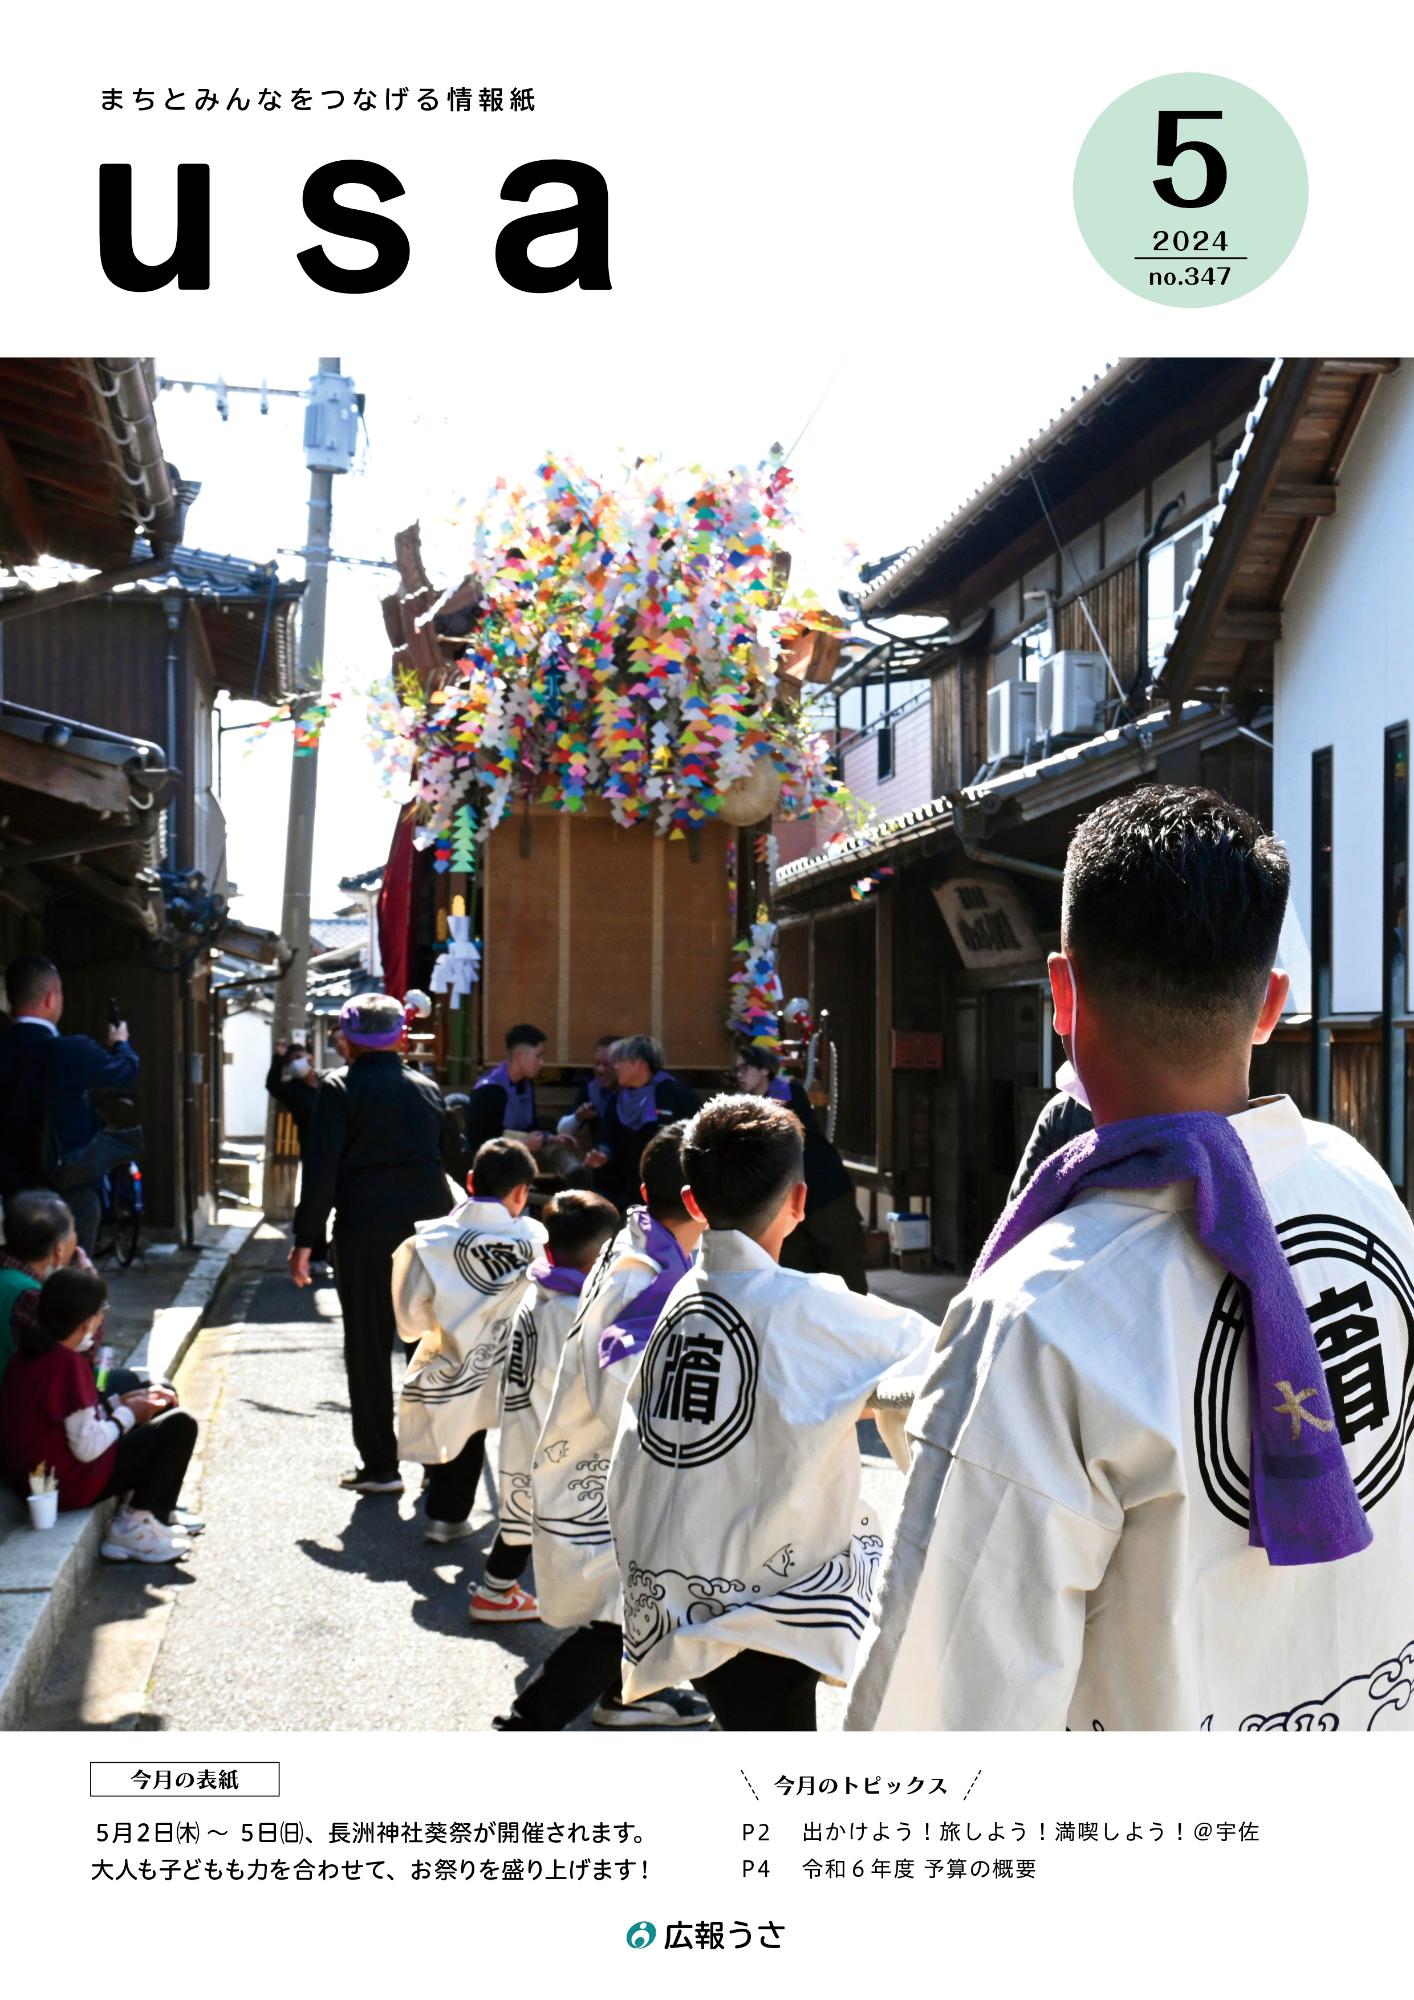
top-left (735, 1044), bottom-right (780, 1077)
top-left (3, 1189), bottom-right (75, 1264)
top-left (28, 1265), bottom-right (107, 1355)
top-left (639, 1121), bottom-right (691, 1222)
top-left (1063, 785), bottom-right (1290, 1051)
top-left (680, 1093), bottom-right (803, 1234)
top-left (472, 1136), bottom-right (538, 1199)
top-left (544, 1189), bottom-right (620, 1267)
top-left (5, 953), bottom-right (59, 1015)
top-left (506, 1023), bottom-right (547, 1052)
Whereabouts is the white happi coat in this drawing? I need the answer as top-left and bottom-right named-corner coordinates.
top-left (609, 1230), bottom-right (934, 1699)
top-left (393, 1197), bottom-right (546, 1465)
top-left (846, 1098), bottom-right (1414, 1732)
top-left (532, 1215), bottom-right (685, 1629)
top-left (496, 1273), bottom-right (584, 1549)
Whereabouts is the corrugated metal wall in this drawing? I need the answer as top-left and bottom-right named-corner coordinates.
top-left (841, 698), bottom-right (932, 818)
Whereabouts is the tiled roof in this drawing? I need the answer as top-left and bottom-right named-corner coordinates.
top-left (776, 701), bottom-right (1224, 892)
top-left (1155, 361), bottom-right (1282, 682)
top-left (857, 362), bottom-right (1135, 612)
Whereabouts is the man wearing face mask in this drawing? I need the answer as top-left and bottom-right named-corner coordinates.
top-left (267, 1038), bottom-right (328, 1274)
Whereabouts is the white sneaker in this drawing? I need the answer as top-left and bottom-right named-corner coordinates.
top-left (424, 1516), bottom-right (476, 1545)
top-left (101, 1507), bottom-right (191, 1564)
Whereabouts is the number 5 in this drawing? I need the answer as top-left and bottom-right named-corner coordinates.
top-left (1154, 110), bottom-right (1227, 209)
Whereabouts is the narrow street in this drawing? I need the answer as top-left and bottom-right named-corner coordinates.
top-left (25, 1227), bottom-right (911, 1731)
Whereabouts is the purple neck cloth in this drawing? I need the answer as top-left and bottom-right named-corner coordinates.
top-left (975, 1110), bottom-right (1372, 1569)
top-left (530, 1256), bottom-right (585, 1298)
top-left (598, 1210), bottom-right (691, 1369)
top-left (615, 1070), bottom-right (672, 1132)
top-left (766, 1076), bottom-right (792, 1103)
top-left (477, 1061), bottom-right (535, 1132)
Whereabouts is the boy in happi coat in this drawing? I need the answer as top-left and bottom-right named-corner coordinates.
top-left (498, 1123), bottom-right (710, 1730)
top-left (847, 787), bottom-right (1414, 1732)
top-left (608, 1095), bottom-right (934, 1730)
top-left (473, 1189), bottom-right (620, 1624)
top-left (393, 1138), bottom-right (544, 1587)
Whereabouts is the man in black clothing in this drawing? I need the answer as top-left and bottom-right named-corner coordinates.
top-left (290, 993), bottom-right (467, 1494)
top-left (585, 1034), bottom-right (699, 1211)
top-left (265, 1039), bottom-right (318, 1141)
top-left (1007, 1078), bottom-right (1094, 1203)
top-left (266, 1039), bottom-right (327, 1271)
top-left (733, 1046), bottom-right (868, 1293)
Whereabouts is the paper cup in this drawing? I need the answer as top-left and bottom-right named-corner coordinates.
top-left (27, 1490), bottom-right (58, 1530)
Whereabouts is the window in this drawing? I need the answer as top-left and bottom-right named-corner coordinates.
top-left (1312, 748), bottom-right (1334, 1122)
top-left (877, 723), bottom-right (895, 782)
top-left (993, 621), bottom-right (1052, 687)
top-left (1384, 724), bottom-right (1409, 1191)
top-left (1147, 509), bottom-right (1219, 675)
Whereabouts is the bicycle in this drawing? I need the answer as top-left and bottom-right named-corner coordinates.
top-left (95, 1158), bottom-right (144, 1268)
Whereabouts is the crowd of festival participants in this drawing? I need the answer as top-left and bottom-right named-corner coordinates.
top-left (3, 786), bottom-right (1413, 1730)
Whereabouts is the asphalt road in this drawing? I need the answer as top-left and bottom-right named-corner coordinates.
top-left (27, 1227), bottom-right (907, 1731)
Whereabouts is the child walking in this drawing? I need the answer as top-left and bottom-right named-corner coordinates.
top-left (470, 1189), bottom-right (620, 1625)
top-left (394, 1138), bottom-right (545, 1563)
top-left (495, 1123), bottom-right (710, 1729)
top-left (608, 1095), bottom-right (934, 1730)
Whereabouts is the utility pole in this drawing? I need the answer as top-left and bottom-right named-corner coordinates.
top-left (263, 357), bottom-right (360, 1219)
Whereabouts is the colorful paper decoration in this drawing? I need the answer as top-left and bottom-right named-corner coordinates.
top-left (727, 905), bottom-right (784, 1052)
top-left (448, 802), bottom-right (478, 874)
top-left (366, 452), bottom-right (863, 849)
top-left (248, 689), bottom-right (341, 757)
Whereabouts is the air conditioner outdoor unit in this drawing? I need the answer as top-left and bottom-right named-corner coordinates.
top-left (1038, 651), bottom-right (1106, 738)
top-left (986, 677), bottom-right (1038, 763)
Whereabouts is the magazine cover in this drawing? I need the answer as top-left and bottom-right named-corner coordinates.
top-left (1, 2), bottom-right (1407, 1988)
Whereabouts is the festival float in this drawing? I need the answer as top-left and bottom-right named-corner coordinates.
top-left (368, 450), bottom-right (855, 1097)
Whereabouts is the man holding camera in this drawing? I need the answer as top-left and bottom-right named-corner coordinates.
top-left (0, 954), bottom-right (141, 1255)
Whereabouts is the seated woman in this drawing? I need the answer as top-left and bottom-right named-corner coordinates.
top-left (0, 1265), bottom-right (199, 1564)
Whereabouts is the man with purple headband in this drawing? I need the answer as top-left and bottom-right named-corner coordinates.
top-left (848, 787), bottom-right (1414, 1732)
top-left (291, 992), bottom-right (467, 1496)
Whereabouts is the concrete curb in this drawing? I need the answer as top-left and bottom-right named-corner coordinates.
top-left (0, 1213), bottom-right (261, 1731)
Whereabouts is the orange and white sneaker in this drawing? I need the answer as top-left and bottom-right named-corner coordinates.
top-left (469, 1581), bottom-right (540, 1624)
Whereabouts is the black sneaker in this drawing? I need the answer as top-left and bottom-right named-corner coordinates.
top-left (338, 1467), bottom-right (405, 1494)
top-left (591, 1688), bottom-right (712, 1729)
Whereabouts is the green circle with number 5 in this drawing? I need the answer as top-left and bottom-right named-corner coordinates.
top-left (1074, 73), bottom-right (1307, 306)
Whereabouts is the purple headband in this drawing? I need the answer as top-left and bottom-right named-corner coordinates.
top-left (339, 996), bottom-right (410, 1049)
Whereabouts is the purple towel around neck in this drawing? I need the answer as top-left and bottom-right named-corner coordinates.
top-left (529, 1257), bottom-right (585, 1298)
top-left (974, 1110), bottom-right (1372, 1569)
top-left (597, 1210), bottom-right (692, 1369)
top-left (476, 1062), bottom-right (535, 1132)
top-left (615, 1070), bottom-right (673, 1132)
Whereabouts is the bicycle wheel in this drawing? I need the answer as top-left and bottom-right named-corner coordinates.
top-left (112, 1187), bottom-right (142, 1267)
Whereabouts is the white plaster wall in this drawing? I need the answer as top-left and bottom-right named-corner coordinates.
top-left (1274, 363), bottom-right (1414, 1015)
top-left (223, 1006), bottom-right (273, 1140)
